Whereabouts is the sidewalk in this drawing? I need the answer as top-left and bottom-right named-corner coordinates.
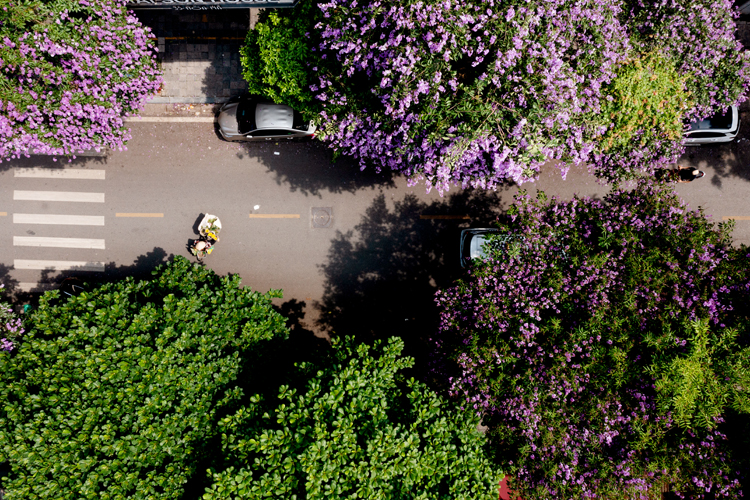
top-left (134, 10), bottom-right (259, 104)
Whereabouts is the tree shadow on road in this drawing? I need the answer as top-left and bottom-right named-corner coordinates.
top-left (0, 264), bottom-right (19, 298)
top-left (314, 188), bottom-right (508, 385)
top-left (7, 248), bottom-right (175, 309)
top-left (0, 152), bottom-right (109, 173)
top-left (234, 140), bottom-right (396, 197)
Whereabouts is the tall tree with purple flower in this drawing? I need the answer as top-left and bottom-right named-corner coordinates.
top-left (243, 0), bottom-right (748, 191)
top-left (0, 0), bottom-right (162, 161)
top-left (434, 182), bottom-right (750, 499)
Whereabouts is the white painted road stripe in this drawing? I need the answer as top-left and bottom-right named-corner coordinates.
top-left (14, 213), bottom-right (105, 226)
top-left (14, 190), bottom-right (105, 203)
top-left (14, 260), bottom-right (105, 272)
top-left (14, 168), bottom-right (106, 180)
top-left (13, 236), bottom-right (106, 249)
top-left (126, 116), bottom-right (215, 123)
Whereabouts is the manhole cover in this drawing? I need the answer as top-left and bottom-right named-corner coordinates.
top-left (311, 207), bottom-right (332, 228)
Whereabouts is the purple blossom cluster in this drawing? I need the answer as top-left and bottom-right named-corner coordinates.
top-left (308, 0), bottom-right (748, 191)
top-left (0, 0), bottom-right (162, 161)
top-left (313, 0), bottom-right (628, 192)
top-left (434, 183), bottom-right (748, 498)
top-left (0, 285), bottom-right (23, 351)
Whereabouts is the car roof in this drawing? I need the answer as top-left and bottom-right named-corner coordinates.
top-left (688, 106), bottom-right (736, 131)
top-left (256, 103), bottom-right (294, 129)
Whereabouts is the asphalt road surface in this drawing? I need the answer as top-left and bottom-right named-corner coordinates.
top-left (1, 117), bottom-right (749, 350)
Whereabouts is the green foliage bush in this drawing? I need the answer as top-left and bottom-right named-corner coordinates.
top-left (240, 1), bottom-right (323, 121)
top-left (595, 53), bottom-right (693, 181)
top-left (0, 256), bottom-right (289, 500)
top-left (203, 337), bottom-right (503, 500)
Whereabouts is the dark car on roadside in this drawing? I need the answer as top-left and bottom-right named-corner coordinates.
top-left (459, 228), bottom-right (503, 268)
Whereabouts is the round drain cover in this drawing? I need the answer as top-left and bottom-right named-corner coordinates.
top-left (311, 207), bottom-right (333, 228)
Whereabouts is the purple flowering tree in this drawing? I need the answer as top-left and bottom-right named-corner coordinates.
top-left (434, 183), bottom-right (750, 499)
top-left (245, 0), bottom-right (749, 191)
top-left (313, 0), bottom-right (631, 192)
top-left (626, 0), bottom-right (750, 122)
top-left (0, 0), bottom-right (162, 161)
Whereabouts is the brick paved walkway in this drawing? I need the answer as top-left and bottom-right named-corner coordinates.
top-left (134, 10), bottom-right (255, 103)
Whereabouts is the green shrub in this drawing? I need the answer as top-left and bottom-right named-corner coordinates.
top-left (0, 256), bottom-right (288, 500)
top-left (240, 1), bottom-right (323, 121)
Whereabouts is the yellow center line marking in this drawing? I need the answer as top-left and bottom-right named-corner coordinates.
top-left (0, 212), bottom-right (7, 216)
top-left (116, 213), bottom-right (164, 218)
top-left (249, 214), bottom-right (300, 219)
top-left (420, 215), bottom-right (470, 220)
top-left (722, 216), bottom-right (750, 220)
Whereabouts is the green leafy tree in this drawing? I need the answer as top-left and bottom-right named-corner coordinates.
top-left (203, 337), bottom-right (503, 500)
top-left (0, 256), bottom-right (288, 500)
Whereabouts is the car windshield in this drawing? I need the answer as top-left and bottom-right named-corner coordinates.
top-left (237, 99), bottom-right (257, 134)
top-left (689, 107), bottom-right (733, 131)
top-left (293, 110), bottom-right (309, 131)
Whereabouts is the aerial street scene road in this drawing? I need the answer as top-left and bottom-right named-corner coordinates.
top-left (2, 1), bottom-right (750, 500)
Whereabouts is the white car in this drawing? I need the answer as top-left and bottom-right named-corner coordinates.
top-left (217, 95), bottom-right (316, 141)
top-left (683, 105), bottom-right (740, 146)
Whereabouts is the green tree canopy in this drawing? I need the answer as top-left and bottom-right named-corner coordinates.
top-left (204, 337), bottom-right (503, 500)
top-left (0, 256), bottom-right (288, 500)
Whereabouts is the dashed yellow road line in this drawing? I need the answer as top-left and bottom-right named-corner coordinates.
top-left (249, 214), bottom-right (300, 219)
top-left (420, 215), bottom-right (470, 220)
top-left (116, 213), bottom-right (164, 218)
top-left (0, 212), bottom-right (7, 216)
top-left (722, 216), bottom-right (750, 220)
top-left (126, 116), bottom-right (215, 123)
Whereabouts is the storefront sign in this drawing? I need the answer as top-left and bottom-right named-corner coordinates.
top-left (128, 0), bottom-right (297, 9)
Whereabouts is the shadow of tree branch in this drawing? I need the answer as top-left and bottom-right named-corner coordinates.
top-left (315, 189), bottom-right (508, 380)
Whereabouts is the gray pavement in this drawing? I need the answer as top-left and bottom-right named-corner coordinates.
top-left (135, 10), bottom-right (255, 103)
top-left (5, 113), bottom-right (750, 341)
top-left (0, 119), bottom-right (607, 341)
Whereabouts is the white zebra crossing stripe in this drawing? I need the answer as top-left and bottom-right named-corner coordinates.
top-left (13, 213), bottom-right (105, 225)
top-left (14, 168), bottom-right (106, 180)
top-left (13, 236), bottom-right (106, 249)
top-left (14, 190), bottom-right (105, 203)
top-left (14, 260), bottom-right (105, 272)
